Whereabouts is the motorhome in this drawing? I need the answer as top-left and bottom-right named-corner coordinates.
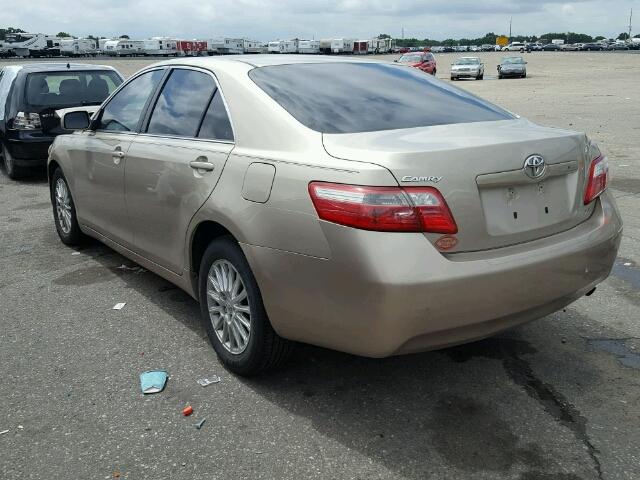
top-left (207, 38), bottom-right (244, 55)
top-left (331, 38), bottom-right (354, 54)
top-left (297, 40), bottom-right (320, 54)
top-left (59, 38), bottom-right (97, 57)
top-left (0, 33), bottom-right (62, 57)
top-left (243, 39), bottom-right (263, 53)
top-left (103, 39), bottom-right (145, 56)
top-left (143, 38), bottom-right (178, 56)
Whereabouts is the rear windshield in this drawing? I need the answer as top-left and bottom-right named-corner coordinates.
top-left (249, 63), bottom-right (514, 134)
top-left (25, 70), bottom-right (122, 108)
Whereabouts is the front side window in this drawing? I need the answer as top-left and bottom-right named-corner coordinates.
top-left (97, 69), bottom-right (164, 132)
top-left (249, 63), bottom-right (514, 134)
top-left (146, 69), bottom-right (215, 137)
top-left (24, 70), bottom-right (122, 108)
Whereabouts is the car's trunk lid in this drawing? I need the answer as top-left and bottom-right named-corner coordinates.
top-left (322, 119), bottom-right (594, 252)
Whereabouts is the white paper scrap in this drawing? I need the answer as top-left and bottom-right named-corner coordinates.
top-left (113, 302), bottom-right (126, 310)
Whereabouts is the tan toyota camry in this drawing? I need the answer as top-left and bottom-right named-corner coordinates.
top-left (48, 55), bottom-right (622, 375)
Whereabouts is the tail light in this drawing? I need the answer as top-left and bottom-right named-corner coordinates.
top-left (308, 182), bottom-right (458, 234)
top-left (583, 155), bottom-right (608, 205)
top-left (13, 112), bottom-right (42, 130)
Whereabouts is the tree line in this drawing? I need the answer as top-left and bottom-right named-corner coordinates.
top-left (386, 31), bottom-right (638, 47)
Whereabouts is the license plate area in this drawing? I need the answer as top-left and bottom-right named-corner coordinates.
top-left (479, 174), bottom-right (578, 236)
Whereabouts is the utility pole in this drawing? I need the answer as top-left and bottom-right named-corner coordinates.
top-left (629, 8), bottom-right (633, 41)
top-left (509, 17), bottom-right (512, 40)
top-left (402, 26), bottom-right (404, 40)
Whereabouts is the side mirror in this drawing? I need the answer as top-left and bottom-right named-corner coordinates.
top-left (63, 110), bottom-right (91, 130)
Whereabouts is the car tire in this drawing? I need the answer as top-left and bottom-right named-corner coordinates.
top-left (1, 142), bottom-right (24, 180)
top-left (51, 168), bottom-right (85, 245)
top-left (198, 236), bottom-right (292, 376)
top-left (450, 76), bottom-right (455, 81)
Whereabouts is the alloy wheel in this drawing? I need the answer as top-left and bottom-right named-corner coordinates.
top-left (206, 259), bottom-right (252, 354)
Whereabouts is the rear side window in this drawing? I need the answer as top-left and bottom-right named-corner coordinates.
top-left (24, 70), bottom-right (122, 108)
top-left (249, 63), bottom-right (514, 134)
top-left (146, 69), bottom-right (215, 137)
top-left (98, 69), bottom-right (163, 132)
top-left (197, 90), bottom-right (234, 142)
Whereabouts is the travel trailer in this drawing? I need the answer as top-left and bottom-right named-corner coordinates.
top-left (267, 41), bottom-right (282, 53)
top-left (319, 39), bottom-right (333, 54)
top-left (103, 39), bottom-right (145, 56)
top-left (59, 38), bottom-right (97, 57)
top-left (353, 40), bottom-right (369, 54)
top-left (143, 38), bottom-right (178, 56)
top-left (0, 33), bottom-right (62, 57)
top-left (281, 40), bottom-right (298, 54)
top-left (243, 39), bottom-right (263, 53)
top-left (176, 40), bottom-right (208, 56)
top-left (331, 38), bottom-right (354, 54)
top-left (297, 40), bottom-right (320, 54)
top-left (207, 38), bottom-right (244, 55)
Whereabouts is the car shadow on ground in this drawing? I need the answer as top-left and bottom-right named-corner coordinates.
top-left (76, 241), bottom-right (601, 480)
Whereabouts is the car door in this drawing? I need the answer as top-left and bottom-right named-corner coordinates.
top-left (124, 67), bottom-right (234, 274)
top-left (71, 68), bottom-right (165, 247)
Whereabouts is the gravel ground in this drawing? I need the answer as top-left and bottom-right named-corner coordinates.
top-left (0, 52), bottom-right (639, 480)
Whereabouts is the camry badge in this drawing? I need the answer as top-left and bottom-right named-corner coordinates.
top-left (523, 155), bottom-right (546, 179)
top-left (401, 175), bottom-right (443, 183)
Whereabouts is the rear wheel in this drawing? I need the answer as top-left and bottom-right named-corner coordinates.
top-left (198, 237), bottom-right (292, 375)
top-left (1, 142), bottom-right (24, 180)
top-left (51, 168), bottom-right (85, 245)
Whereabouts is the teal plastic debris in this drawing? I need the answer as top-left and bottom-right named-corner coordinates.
top-left (140, 370), bottom-right (168, 394)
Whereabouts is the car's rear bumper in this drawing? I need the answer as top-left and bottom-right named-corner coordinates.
top-left (6, 131), bottom-right (54, 166)
top-left (500, 70), bottom-right (525, 77)
top-left (243, 191), bottom-right (622, 357)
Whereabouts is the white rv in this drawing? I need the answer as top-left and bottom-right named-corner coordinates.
top-left (207, 38), bottom-right (244, 55)
top-left (0, 33), bottom-right (62, 57)
top-left (59, 38), bottom-right (97, 57)
top-left (243, 39), bottom-right (263, 53)
top-left (281, 40), bottom-right (298, 54)
top-left (297, 40), bottom-right (320, 54)
top-left (331, 38), bottom-right (354, 54)
top-left (370, 37), bottom-right (395, 53)
top-left (267, 41), bottom-right (282, 53)
top-left (143, 38), bottom-right (178, 56)
top-left (104, 39), bottom-right (145, 56)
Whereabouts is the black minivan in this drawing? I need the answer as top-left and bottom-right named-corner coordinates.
top-left (0, 63), bottom-right (123, 179)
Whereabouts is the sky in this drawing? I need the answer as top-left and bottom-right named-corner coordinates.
top-left (0, 0), bottom-right (636, 41)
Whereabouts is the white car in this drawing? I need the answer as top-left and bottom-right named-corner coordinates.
top-left (450, 57), bottom-right (484, 80)
top-left (502, 42), bottom-right (525, 52)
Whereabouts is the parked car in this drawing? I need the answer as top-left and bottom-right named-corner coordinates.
top-left (481, 44), bottom-right (495, 52)
top-left (526, 43), bottom-right (543, 52)
top-left (503, 42), bottom-right (526, 52)
top-left (0, 63), bottom-right (123, 179)
top-left (542, 43), bottom-right (562, 51)
top-left (607, 43), bottom-right (629, 51)
top-left (442, 46), bottom-right (455, 53)
top-left (396, 52), bottom-right (437, 75)
top-left (580, 43), bottom-right (603, 51)
top-left (560, 44), bottom-right (580, 51)
top-left (398, 47), bottom-right (410, 54)
top-left (498, 56), bottom-right (527, 79)
top-left (49, 56), bottom-right (622, 375)
top-left (450, 57), bottom-right (484, 80)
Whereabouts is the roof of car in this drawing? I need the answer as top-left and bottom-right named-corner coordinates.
top-left (153, 54), bottom-right (386, 70)
top-left (8, 63), bottom-right (118, 72)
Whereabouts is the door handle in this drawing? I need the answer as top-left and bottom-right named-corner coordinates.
top-left (112, 147), bottom-right (125, 165)
top-left (190, 160), bottom-right (215, 171)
